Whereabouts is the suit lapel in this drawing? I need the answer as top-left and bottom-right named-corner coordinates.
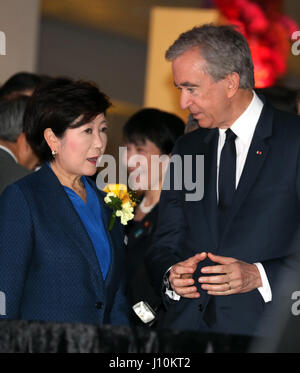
top-left (202, 129), bottom-right (219, 247)
top-left (219, 103), bottom-right (273, 243)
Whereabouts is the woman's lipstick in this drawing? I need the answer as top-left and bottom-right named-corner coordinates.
top-left (87, 156), bottom-right (99, 165)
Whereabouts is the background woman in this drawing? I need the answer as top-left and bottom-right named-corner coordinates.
top-left (0, 79), bottom-right (129, 325)
top-left (123, 108), bottom-right (185, 327)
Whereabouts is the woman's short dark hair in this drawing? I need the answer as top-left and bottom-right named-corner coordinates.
top-left (24, 78), bottom-right (112, 163)
top-left (123, 108), bottom-right (185, 155)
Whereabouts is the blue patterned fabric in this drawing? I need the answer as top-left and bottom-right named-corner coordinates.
top-left (0, 165), bottom-right (129, 325)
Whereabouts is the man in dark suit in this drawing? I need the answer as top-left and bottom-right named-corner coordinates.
top-left (0, 96), bottom-right (39, 194)
top-left (146, 24), bottom-right (300, 336)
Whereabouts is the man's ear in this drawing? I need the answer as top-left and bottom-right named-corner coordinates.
top-left (15, 133), bottom-right (39, 170)
top-left (16, 132), bottom-right (26, 148)
top-left (44, 128), bottom-right (58, 152)
top-left (15, 132), bottom-right (31, 156)
top-left (13, 133), bottom-right (25, 164)
top-left (226, 72), bottom-right (240, 98)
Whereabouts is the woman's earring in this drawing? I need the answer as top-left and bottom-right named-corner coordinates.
top-left (52, 150), bottom-right (57, 158)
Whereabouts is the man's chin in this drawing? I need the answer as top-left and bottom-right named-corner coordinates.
top-left (197, 120), bottom-right (214, 129)
top-left (192, 115), bottom-right (207, 128)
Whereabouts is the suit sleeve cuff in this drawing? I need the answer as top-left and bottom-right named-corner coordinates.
top-left (163, 266), bottom-right (181, 301)
top-left (254, 262), bottom-right (272, 303)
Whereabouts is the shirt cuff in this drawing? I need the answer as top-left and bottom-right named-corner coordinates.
top-left (163, 266), bottom-right (181, 301)
top-left (254, 262), bottom-right (272, 303)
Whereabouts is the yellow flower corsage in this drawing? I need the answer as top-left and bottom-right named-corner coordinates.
top-left (103, 184), bottom-right (137, 230)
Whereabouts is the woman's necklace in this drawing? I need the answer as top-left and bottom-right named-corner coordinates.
top-left (139, 196), bottom-right (156, 214)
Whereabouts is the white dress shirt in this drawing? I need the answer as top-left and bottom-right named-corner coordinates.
top-left (0, 145), bottom-right (18, 163)
top-left (166, 91), bottom-right (272, 303)
top-left (217, 91), bottom-right (271, 303)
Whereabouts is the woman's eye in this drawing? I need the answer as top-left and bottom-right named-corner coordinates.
top-left (100, 126), bottom-right (108, 133)
top-left (84, 128), bottom-right (92, 134)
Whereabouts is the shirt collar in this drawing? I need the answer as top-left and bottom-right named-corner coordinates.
top-left (219, 91), bottom-right (264, 145)
top-left (0, 145), bottom-right (18, 163)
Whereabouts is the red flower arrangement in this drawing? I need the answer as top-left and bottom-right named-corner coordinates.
top-left (213, 0), bottom-right (298, 87)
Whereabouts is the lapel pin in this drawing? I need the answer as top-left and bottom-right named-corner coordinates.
top-left (256, 150), bottom-right (262, 155)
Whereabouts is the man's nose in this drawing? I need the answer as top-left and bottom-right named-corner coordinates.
top-left (180, 90), bottom-right (191, 110)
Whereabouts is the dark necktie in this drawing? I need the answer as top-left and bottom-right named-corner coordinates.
top-left (218, 128), bottom-right (237, 210)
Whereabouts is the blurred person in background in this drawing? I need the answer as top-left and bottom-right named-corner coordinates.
top-left (0, 96), bottom-right (39, 194)
top-left (123, 108), bottom-right (185, 328)
top-left (0, 72), bottom-right (47, 99)
top-left (185, 113), bottom-right (199, 133)
top-left (255, 85), bottom-right (299, 114)
top-left (0, 79), bottom-right (129, 326)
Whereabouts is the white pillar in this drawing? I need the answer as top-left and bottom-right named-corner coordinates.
top-left (0, 0), bottom-right (40, 84)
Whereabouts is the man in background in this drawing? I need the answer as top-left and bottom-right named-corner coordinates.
top-left (255, 85), bottom-right (299, 115)
top-left (0, 96), bottom-right (39, 194)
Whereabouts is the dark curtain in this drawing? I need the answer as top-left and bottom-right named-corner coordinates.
top-left (0, 320), bottom-right (254, 353)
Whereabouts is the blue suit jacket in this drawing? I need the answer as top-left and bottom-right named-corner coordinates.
top-left (147, 102), bottom-right (300, 336)
top-left (0, 165), bottom-right (129, 325)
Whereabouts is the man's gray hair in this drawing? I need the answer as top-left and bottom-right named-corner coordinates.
top-left (0, 96), bottom-right (29, 142)
top-left (165, 24), bottom-right (255, 89)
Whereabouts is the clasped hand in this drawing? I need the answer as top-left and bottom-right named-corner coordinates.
top-left (168, 252), bottom-right (262, 298)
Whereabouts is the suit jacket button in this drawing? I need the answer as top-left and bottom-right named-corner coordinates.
top-left (95, 302), bottom-right (103, 310)
top-left (198, 304), bottom-right (203, 312)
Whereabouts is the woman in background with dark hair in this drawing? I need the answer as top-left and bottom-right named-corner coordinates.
top-left (0, 79), bottom-right (129, 326)
top-left (123, 108), bottom-right (185, 328)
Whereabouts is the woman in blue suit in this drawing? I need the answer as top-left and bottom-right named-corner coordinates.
top-left (0, 78), bottom-right (129, 325)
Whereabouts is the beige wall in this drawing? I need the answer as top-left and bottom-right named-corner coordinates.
top-left (144, 7), bottom-right (219, 121)
top-left (0, 0), bottom-right (40, 84)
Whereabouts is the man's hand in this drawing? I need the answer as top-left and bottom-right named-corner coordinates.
top-left (169, 252), bottom-right (207, 298)
top-left (198, 253), bottom-right (263, 295)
